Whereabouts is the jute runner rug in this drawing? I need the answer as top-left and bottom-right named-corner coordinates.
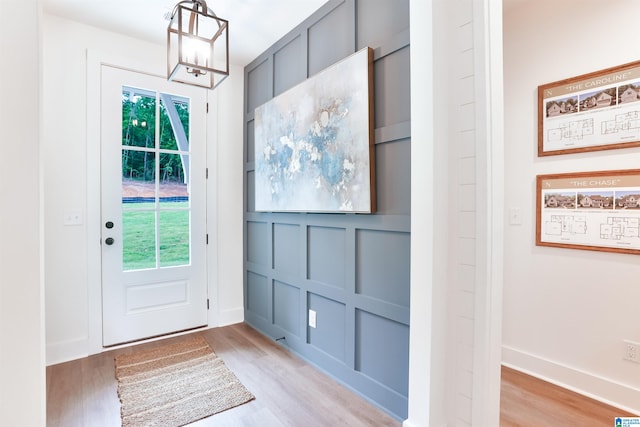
top-left (115, 335), bottom-right (254, 426)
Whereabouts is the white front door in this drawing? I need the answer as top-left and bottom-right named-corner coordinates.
top-left (101, 65), bottom-right (208, 346)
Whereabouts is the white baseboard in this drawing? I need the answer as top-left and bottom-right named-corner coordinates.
top-left (218, 307), bottom-right (244, 326)
top-left (47, 337), bottom-right (89, 366)
top-left (502, 345), bottom-right (640, 415)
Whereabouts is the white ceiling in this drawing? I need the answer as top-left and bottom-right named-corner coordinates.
top-left (42, 0), bottom-right (524, 67)
top-left (42, 0), bottom-right (330, 67)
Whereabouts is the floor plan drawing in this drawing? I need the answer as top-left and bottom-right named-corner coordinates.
top-left (601, 110), bottom-right (640, 135)
top-left (600, 216), bottom-right (640, 240)
top-left (543, 213), bottom-right (640, 249)
top-left (545, 215), bottom-right (587, 236)
top-left (547, 118), bottom-right (594, 142)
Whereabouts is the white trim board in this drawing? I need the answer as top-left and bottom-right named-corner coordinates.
top-left (45, 338), bottom-right (88, 367)
top-left (217, 307), bottom-right (244, 327)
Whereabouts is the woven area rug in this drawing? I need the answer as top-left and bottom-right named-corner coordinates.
top-left (115, 335), bottom-right (254, 427)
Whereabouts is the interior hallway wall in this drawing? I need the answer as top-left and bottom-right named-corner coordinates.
top-left (503, 0), bottom-right (640, 412)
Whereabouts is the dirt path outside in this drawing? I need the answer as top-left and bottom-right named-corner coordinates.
top-left (122, 179), bottom-right (188, 198)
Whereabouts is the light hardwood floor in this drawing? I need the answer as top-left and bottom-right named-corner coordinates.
top-left (500, 365), bottom-right (635, 426)
top-left (47, 323), bottom-right (400, 426)
top-left (47, 323), bottom-right (636, 426)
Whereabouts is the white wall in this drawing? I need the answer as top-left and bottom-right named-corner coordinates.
top-left (0, 0), bottom-right (46, 425)
top-left (43, 14), bottom-right (245, 365)
top-left (503, 0), bottom-right (640, 412)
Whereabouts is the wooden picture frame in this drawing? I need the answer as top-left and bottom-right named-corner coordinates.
top-left (536, 169), bottom-right (640, 255)
top-left (538, 60), bottom-right (640, 156)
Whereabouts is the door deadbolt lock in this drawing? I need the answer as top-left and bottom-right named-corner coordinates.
top-left (105, 221), bottom-right (114, 229)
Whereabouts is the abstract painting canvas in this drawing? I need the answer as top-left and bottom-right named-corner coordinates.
top-left (254, 47), bottom-right (375, 213)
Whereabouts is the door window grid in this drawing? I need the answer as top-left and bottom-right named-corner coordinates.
top-left (121, 87), bottom-right (192, 271)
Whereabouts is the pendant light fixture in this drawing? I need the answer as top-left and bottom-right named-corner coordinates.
top-left (167, 0), bottom-right (229, 89)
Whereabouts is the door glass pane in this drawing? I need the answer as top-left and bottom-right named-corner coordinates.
top-left (122, 149), bottom-right (156, 207)
top-left (122, 88), bottom-right (156, 148)
top-left (159, 96), bottom-right (190, 151)
top-left (122, 210), bottom-right (156, 270)
top-left (159, 153), bottom-right (189, 200)
top-left (159, 152), bottom-right (190, 268)
top-left (159, 210), bottom-right (190, 267)
top-left (121, 87), bottom-right (191, 271)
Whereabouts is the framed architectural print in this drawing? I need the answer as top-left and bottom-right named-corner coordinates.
top-left (538, 60), bottom-right (640, 156)
top-left (536, 169), bottom-right (640, 255)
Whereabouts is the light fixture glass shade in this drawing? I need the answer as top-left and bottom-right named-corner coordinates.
top-left (167, 0), bottom-right (229, 89)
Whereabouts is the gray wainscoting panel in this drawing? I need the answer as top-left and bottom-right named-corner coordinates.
top-left (374, 47), bottom-right (411, 128)
top-left (307, 225), bottom-right (346, 288)
top-left (244, 0), bottom-right (410, 419)
top-left (246, 272), bottom-right (269, 320)
top-left (246, 58), bottom-right (272, 114)
top-left (355, 309), bottom-right (409, 397)
top-left (375, 139), bottom-right (411, 215)
top-left (308, 293), bottom-right (346, 361)
top-left (273, 223), bottom-right (300, 275)
top-left (246, 120), bottom-right (255, 163)
top-left (274, 35), bottom-right (305, 96)
top-left (273, 280), bottom-right (301, 337)
top-left (356, 0), bottom-right (409, 49)
top-left (246, 221), bottom-right (268, 266)
top-left (355, 229), bottom-right (410, 308)
top-left (246, 170), bottom-right (255, 213)
top-left (308, 1), bottom-right (353, 76)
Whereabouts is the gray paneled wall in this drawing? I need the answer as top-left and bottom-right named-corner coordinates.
top-left (243, 0), bottom-right (410, 419)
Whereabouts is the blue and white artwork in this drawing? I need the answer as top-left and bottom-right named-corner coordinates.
top-left (254, 47), bottom-right (375, 213)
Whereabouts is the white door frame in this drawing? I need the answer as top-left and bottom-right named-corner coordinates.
top-left (86, 49), bottom-right (219, 354)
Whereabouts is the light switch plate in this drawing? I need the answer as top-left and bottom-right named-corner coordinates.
top-left (509, 207), bottom-right (522, 225)
top-left (64, 211), bottom-right (83, 226)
